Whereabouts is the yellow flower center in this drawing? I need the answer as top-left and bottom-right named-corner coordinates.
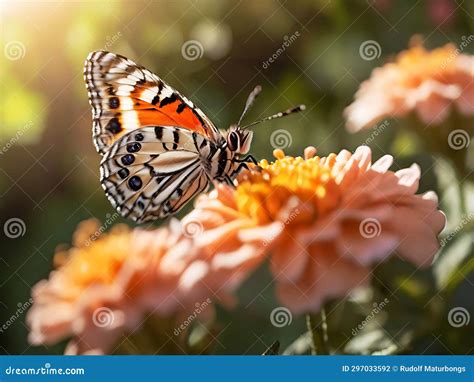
top-left (235, 149), bottom-right (341, 224)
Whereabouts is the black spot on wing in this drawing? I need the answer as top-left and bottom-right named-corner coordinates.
top-left (109, 97), bottom-right (120, 109)
top-left (128, 176), bottom-right (143, 191)
top-left (151, 94), bottom-right (160, 105)
top-left (172, 130), bottom-right (180, 150)
top-left (176, 103), bottom-right (186, 114)
top-left (121, 154), bottom-right (135, 166)
top-left (118, 168), bottom-right (129, 179)
top-left (150, 82), bottom-right (165, 105)
top-left (106, 117), bottom-right (121, 134)
top-left (159, 93), bottom-right (178, 107)
top-left (127, 142), bottom-right (141, 153)
top-left (154, 126), bottom-right (163, 140)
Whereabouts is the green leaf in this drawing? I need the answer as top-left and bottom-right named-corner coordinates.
top-left (434, 234), bottom-right (473, 291)
top-left (433, 158), bottom-right (462, 226)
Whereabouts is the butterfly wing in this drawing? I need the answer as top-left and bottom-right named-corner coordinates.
top-left (84, 50), bottom-right (221, 155)
top-left (100, 126), bottom-right (212, 222)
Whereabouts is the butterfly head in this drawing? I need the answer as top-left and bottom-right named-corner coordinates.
top-left (226, 126), bottom-right (253, 154)
top-left (230, 85), bottom-right (305, 156)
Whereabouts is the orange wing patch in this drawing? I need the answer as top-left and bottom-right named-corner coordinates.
top-left (130, 87), bottom-right (209, 137)
top-left (84, 51), bottom-right (220, 155)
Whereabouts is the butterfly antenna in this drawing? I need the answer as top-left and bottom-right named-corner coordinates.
top-left (241, 104), bottom-right (306, 129)
top-left (237, 85), bottom-right (262, 126)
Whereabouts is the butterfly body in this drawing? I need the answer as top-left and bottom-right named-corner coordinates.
top-left (99, 125), bottom-right (248, 222)
top-left (84, 51), bottom-right (302, 223)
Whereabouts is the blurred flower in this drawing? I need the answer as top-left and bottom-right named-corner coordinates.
top-left (372, 0), bottom-right (392, 13)
top-left (181, 146), bottom-right (445, 314)
top-left (428, 0), bottom-right (456, 27)
top-left (190, 20), bottom-right (232, 60)
top-left (344, 40), bottom-right (474, 132)
top-left (27, 219), bottom-right (195, 354)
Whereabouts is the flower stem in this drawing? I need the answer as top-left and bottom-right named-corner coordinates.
top-left (306, 307), bottom-right (329, 355)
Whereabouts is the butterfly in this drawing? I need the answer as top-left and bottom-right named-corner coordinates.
top-left (84, 51), bottom-right (305, 223)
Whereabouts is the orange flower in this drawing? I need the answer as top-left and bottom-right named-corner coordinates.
top-left (180, 146), bottom-right (446, 314)
top-left (344, 40), bottom-right (474, 132)
top-left (27, 220), bottom-right (196, 354)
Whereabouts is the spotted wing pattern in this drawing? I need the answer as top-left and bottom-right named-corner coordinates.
top-left (100, 126), bottom-right (214, 222)
top-left (84, 51), bottom-right (221, 155)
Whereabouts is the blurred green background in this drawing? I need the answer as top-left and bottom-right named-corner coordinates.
top-left (1, 0), bottom-right (473, 355)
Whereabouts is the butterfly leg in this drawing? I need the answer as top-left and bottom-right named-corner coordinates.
top-left (230, 155), bottom-right (259, 178)
top-left (237, 154), bottom-right (258, 165)
top-left (224, 174), bottom-right (237, 188)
